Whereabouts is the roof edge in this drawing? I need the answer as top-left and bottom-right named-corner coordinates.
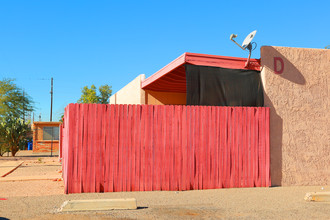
top-left (141, 53), bottom-right (186, 89)
top-left (141, 52), bottom-right (261, 90)
top-left (185, 52), bottom-right (260, 70)
top-left (33, 121), bottom-right (62, 125)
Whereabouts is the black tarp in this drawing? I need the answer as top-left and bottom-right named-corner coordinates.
top-left (186, 64), bottom-right (264, 106)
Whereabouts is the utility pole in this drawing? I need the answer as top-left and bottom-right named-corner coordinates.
top-left (50, 77), bottom-right (53, 122)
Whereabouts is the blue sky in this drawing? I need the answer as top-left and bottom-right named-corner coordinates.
top-left (0, 1), bottom-right (329, 121)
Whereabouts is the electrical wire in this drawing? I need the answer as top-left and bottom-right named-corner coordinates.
top-left (251, 42), bottom-right (257, 51)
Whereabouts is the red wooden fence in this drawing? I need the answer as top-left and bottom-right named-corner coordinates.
top-left (60, 104), bottom-right (270, 194)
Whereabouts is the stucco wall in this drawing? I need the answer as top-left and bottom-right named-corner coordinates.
top-left (109, 74), bottom-right (146, 104)
top-left (261, 46), bottom-right (329, 186)
top-left (145, 90), bottom-right (186, 105)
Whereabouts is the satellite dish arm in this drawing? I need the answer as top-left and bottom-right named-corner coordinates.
top-left (230, 34), bottom-right (245, 50)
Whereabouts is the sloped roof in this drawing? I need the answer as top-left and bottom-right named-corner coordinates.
top-left (141, 52), bottom-right (260, 93)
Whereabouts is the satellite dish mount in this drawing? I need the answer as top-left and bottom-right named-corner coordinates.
top-left (230, 30), bottom-right (257, 68)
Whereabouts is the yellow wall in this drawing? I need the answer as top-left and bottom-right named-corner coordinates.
top-left (261, 46), bottom-right (329, 186)
top-left (109, 74), bottom-right (146, 104)
top-left (145, 90), bottom-right (186, 105)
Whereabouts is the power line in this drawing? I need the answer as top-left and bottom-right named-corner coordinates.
top-left (0, 76), bottom-right (52, 81)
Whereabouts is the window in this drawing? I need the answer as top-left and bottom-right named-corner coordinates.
top-left (43, 127), bottom-right (59, 140)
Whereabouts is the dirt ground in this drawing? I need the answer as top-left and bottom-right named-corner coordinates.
top-left (0, 151), bottom-right (329, 220)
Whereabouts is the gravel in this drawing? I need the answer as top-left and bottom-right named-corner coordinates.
top-left (0, 155), bottom-right (329, 220)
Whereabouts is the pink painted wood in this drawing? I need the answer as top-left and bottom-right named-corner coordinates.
top-left (60, 104), bottom-right (270, 194)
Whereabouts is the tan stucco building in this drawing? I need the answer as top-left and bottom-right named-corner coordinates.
top-left (109, 46), bottom-right (329, 186)
top-left (261, 46), bottom-right (329, 186)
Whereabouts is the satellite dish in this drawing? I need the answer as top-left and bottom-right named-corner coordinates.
top-left (242, 30), bottom-right (257, 50)
top-left (229, 30), bottom-right (257, 68)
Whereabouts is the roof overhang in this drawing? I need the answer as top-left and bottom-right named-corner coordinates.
top-left (33, 121), bottom-right (62, 125)
top-left (141, 52), bottom-right (260, 93)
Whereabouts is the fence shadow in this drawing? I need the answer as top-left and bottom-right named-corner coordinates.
top-left (264, 92), bottom-right (283, 186)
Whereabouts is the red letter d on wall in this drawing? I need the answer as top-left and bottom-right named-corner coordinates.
top-left (274, 57), bottom-right (284, 74)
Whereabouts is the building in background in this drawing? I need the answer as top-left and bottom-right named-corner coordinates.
top-left (32, 121), bottom-right (61, 153)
